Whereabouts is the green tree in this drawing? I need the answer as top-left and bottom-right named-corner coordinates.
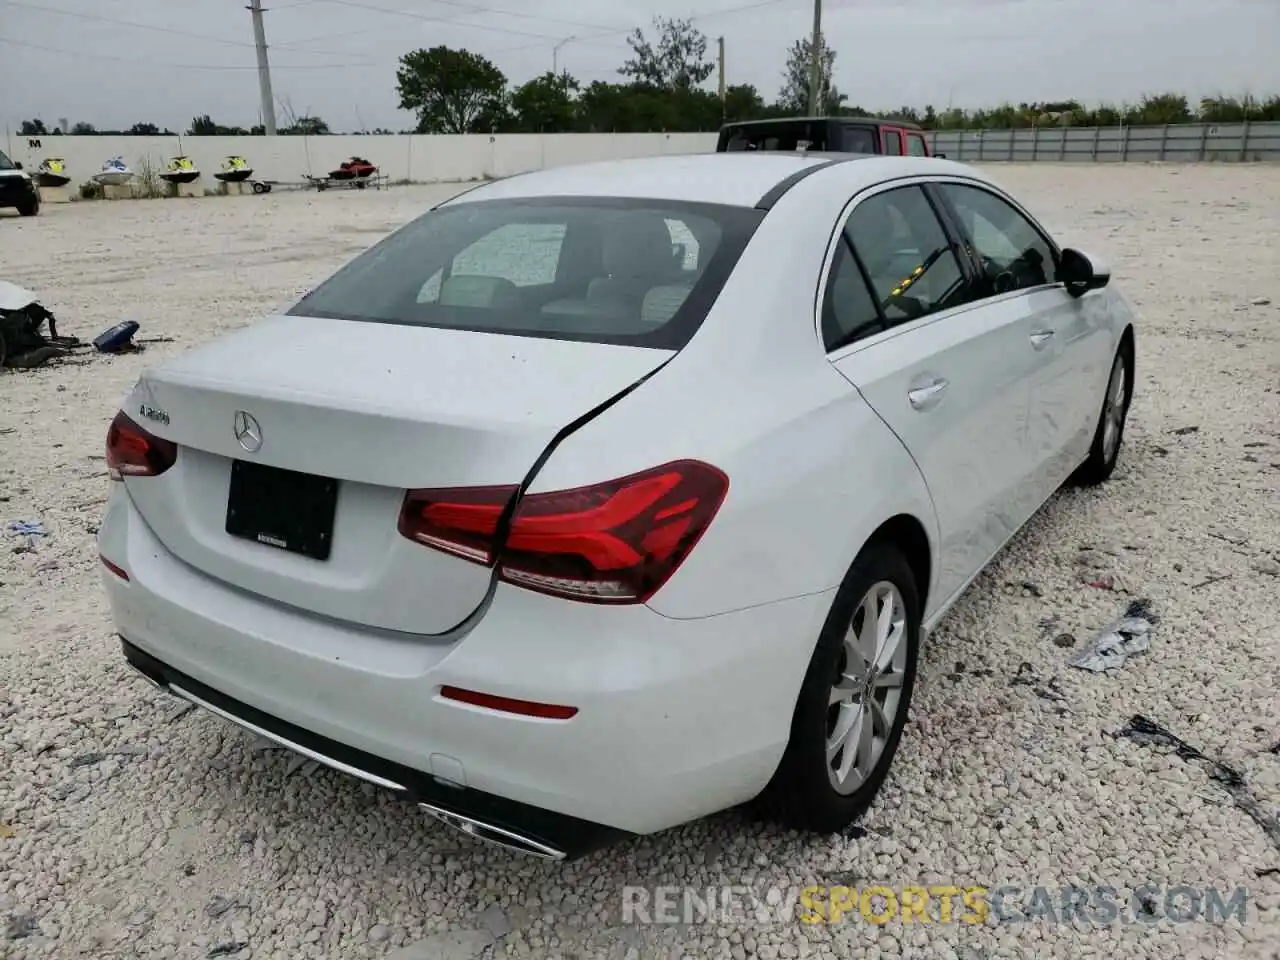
top-left (187, 115), bottom-right (247, 135)
top-left (620, 16), bottom-right (713, 91)
top-left (778, 33), bottom-right (845, 115)
top-left (510, 72), bottom-right (579, 132)
top-left (70, 121), bottom-right (97, 135)
top-left (723, 83), bottom-right (767, 123)
top-left (396, 46), bottom-right (508, 134)
top-left (127, 122), bottom-right (160, 135)
top-left (280, 115), bottom-right (331, 135)
top-left (19, 118), bottom-right (47, 136)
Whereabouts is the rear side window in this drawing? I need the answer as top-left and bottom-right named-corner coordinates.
top-left (290, 197), bottom-right (763, 349)
top-left (845, 185), bottom-right (968, 325)
top-left (822, 239), bottom-right (883, 351)
top-left (882, 130), bottom-right (903, 155)
top-left (0, 150), bottom-right (15, 171)
top-left (839, 127), bottom-right (878, 154)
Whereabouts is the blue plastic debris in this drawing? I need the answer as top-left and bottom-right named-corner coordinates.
top-left (7, 521), bottom-right (46, 537)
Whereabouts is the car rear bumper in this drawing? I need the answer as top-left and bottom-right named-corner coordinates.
top-left (100, 489), bottom-right (833, 853)
top-left (120, 638), bottom-right (629, 859)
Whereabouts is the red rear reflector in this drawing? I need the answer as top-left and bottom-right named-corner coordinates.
top-left (100, 554), bottom-right (129, 581)
top-left (106, 411), bottom-right (177, 480)
top-left (439, 685), bottom-right (578, 720)
top-left (398, 460), bottom-right (728, 604)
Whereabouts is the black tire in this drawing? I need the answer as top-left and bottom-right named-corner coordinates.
top-left (1071, 338), bottom-right (1133, 487)
top-left (251, 182), bottom-right (266, 195)
top-left (17, 197), bottom-right (39, 217)
top-left (757, 541), bottom-right (921, 834)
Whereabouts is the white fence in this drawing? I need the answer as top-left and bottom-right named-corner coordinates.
top-left (4, 132), bottom-right (718, 188)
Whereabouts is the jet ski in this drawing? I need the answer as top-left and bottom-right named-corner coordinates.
top-left (35, 158), bottom-right (71, 188)
top-left (213, 155), bottom-right (253, 182)
top-left (92, 157), bottom-right (134, 186)
top-left (159, 155), bottom-right (200, 185)
top-left (328, 156), bottom-right (376, 180)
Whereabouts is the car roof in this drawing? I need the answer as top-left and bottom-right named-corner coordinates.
top-left (442, 152), bottom-right (989, 210)
top-left (719, 116), bottom-right (924, 131)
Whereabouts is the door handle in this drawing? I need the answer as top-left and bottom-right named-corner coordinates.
top-left (1030, 330), bottom-right (1055, 349)
top-left (907, 378), bottom-right (949, 411)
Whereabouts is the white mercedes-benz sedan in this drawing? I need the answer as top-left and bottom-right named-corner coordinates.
top-left (100, 152), bottom-right (1135, 860)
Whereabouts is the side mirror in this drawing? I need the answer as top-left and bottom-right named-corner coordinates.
top-left (934, 152), bottom-right (946, 159)
top-left (1058, 247), bottom-right (1110, 297)
top-left (13, 162), bottom-right (22, 170)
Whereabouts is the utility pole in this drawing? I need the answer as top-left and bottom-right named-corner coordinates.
top-left (717, 36), bottom-right (726, 119)
top-left (553, 36), bottom-right (574, 75)
top-left (248, 0), bottom-right (277, 134)
top-left (807, 0), bottom-right (823, 117)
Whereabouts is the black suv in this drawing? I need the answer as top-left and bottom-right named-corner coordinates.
top-left (716, 116), bottom-right (940, 158)
top-left (0, 150), bottom-right (41, 217)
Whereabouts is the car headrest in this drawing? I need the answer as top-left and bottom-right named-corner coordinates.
top-left (438, 275), bottom-right (519, 309)
top-left (600, 214), bottom-right (677, 280)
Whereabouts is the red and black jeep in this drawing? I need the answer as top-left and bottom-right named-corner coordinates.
top-left (715, 116), bottom-right (940, 158)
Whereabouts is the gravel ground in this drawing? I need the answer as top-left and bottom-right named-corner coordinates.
top-left (1, 164), bottom-right (1278, 960)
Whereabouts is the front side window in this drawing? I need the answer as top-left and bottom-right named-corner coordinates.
top-left (291, 197), bottom-right (763, 349)
top-left (845, 185), bottom-right (967, 325)
top-left (939, 183), bottom-right (1057, 297)
top-left (882, 130), bottom-right (903, 155)
top-left (906, 134), bottom-right (929, 157)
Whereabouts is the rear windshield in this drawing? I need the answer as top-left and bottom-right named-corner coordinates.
top-left (719, 122), bottom-right (877, 155)
top-left (288, 196), bottom-right (764, 349)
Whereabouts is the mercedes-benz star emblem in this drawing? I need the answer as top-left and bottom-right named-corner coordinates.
top-left (233, 410), bottom-right (263, 453)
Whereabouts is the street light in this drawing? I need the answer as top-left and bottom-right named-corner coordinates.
top-left (553, 36), bottom-right (575, 74)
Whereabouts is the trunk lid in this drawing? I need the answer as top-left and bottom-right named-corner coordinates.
top-left (121, 314), bottom-right (672, 634)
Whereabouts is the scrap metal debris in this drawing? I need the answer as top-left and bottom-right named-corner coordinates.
top-left (1068, 599), bottom-right (1159, 672)
top-left (1118, 715), bottom-right (1280, 850)
top-left (1010, 662), bottom-right (1069, 708)
top-left (1191, 574), bottom-right (1232, 590)
top-left (0, 281), bottom-right (77, 369)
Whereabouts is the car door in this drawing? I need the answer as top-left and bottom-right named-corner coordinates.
top-left (932, 180), bottom-right (1106, 498)
top-left (880, 127), bottom-right (905, 155)
top-left (823, 183), bottom-right (1040, 606)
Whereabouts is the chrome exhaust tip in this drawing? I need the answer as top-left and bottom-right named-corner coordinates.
top-left (418, 803), bottom-right (566, 861)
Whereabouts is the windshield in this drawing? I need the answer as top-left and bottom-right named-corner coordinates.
top-left (0, 151), bottom-right (15, 171)
top-left (288, 196), bottom-right (763, 349)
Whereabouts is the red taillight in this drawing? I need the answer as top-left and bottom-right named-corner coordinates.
top-left (99, 554), bottom-right (129, 581)
top-left (106, 411), bottom-right (177, 480)
top-left (398, 460), bottom-right (728, 604)
top-left (439, 686), bottom-right (578, 720)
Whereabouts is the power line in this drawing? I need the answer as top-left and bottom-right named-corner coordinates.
top-left (492, 0), bottom-right (805, 55)
top-left (0, 34), bottom-right (379, 70)
top-left (320, 0), bottom-right (628, 34)
top-left (314, 0), bottom-right (583, 42)
top-left (0, 0), bottom-right (377, 59)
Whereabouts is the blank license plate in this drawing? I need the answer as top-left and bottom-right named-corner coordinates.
top-left (225, 460), bottom-right (339, 561)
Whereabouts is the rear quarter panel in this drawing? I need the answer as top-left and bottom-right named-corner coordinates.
top-left (525, 174), bottom-right (939, 621)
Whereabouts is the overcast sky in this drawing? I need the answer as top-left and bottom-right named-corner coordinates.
top-left (2, 0), bottom-right (1277, 133)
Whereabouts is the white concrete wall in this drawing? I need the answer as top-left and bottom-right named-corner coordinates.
top-left (4, 133), bottom-right (720, 187)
